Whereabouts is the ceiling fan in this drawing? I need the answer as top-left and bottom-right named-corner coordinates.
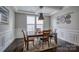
top-left (16, 6), bottom-right (51, 15)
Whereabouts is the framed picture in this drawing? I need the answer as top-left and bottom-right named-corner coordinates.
top-left (0, 6), bottom-right (9, 24)
top-left (56, 15), bottom-right (65, 24)
top-left (65, 14), bottom-right (71, 24)
top-left (56, 14), bottom-right (71, 24)
top-left (60, 15), bottom-right (65, 23)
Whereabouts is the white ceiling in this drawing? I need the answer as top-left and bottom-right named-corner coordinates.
top-left (14, 6), bottom-right (64, 16)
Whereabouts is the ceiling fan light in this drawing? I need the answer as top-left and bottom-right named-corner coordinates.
top-left (39, 13), bottom-right (44, 20)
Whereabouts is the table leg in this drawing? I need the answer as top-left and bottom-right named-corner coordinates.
top-left (27, 37), bottom-right (29, 50)
top-left (49, 37), bottom-right (51, 44)
top-left (54, 33), bottom-right (57, 44)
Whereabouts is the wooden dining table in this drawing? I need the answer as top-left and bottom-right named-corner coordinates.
top-left (26, 33), bottom-right (57, 50)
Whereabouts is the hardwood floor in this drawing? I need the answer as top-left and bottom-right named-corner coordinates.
top-left (4, 38), bottom-right (79, 52)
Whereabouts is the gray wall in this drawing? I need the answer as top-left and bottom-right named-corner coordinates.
top-left (15, 13), bottom-right (26, 38)
top-left (51, 6), bottom-right (79, 46)
top-left (0, 6), bottom-right (15, 51)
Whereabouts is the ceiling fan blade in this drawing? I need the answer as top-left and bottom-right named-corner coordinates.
top-left (45, 6), bottom-right (63, 10)
top-left (18, 10), bottom-right (35, 13)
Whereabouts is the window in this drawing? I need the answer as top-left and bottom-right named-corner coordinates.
top-left (26, 15), bottom-right (43, 35)
top-left (26, 15), bottom-right (35, 35)
top-left (27, 25), bottom-right (35, 31)
top-left (27, 16), bottom-right (35, 24)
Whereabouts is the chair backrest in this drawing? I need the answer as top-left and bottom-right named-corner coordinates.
top-left (22, 30), bottom-right (26, 42)
top-left (43, 30), bottom-right (50, 39)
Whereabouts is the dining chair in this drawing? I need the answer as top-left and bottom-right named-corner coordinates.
top-left (22, 30), bottom-right (34, 51)
top-left (40, 30), bottom-right (50, 48)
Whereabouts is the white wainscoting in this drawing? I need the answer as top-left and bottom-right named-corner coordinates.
top-left (56, 28), bottom-right (79, 46)
top-left (0, 30), bottom-right (15, 51)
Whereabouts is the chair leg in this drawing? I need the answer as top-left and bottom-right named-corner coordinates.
top-left (33, 41), bottom-right (34, 47)
top-left (42, 43), bottom-right (43, 49)
top-left (23, 42), bottom-right (26, 52)
top-left (48, 40), bottom-right (50, 47)
top-left (42, 41), bottom-right (44, 49)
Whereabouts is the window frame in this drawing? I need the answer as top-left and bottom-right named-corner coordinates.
top-left (26, 15), bottom-right (43, 35)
